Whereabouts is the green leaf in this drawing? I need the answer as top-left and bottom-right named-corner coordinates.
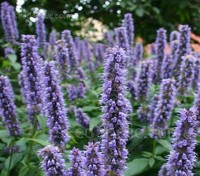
top-left (7, 54), bottom-right (17, 63)
top-left (5, 153), bottom-right (23, 170)
top-left (149, 158), bottom-right (155, 168)
top-left (157, 139), bottom-right (172, 151)
top-left (125, 158), bottom-right (149, 176)
top-left (82, 106), bottom-right (99, 112)
top-left (12, 63), bottom-right (21, 70)
top-left (155, 146), bottom-right (168, 155)
top-left (154, 155), bottom-right (165, 161)
top-left (89, 118), bottom-right (101, 131)
top-left (136, 8), bottom-right (144, 17)
top-left (0, 130), bottom-right (8, 138)
top-left (37, 115), bottom-right (47, 129)
top-left (25, 138), bottom-right (50, 146)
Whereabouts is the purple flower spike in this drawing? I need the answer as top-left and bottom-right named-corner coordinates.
top-left (36, 13), bottom-right (47, 48)
top-left (192, 54), bottom-right (200, 91)
top-left (104, 31), bottom-right (114, 47)
top-left (61, 30), bottom-right (78, 70)
top-left (0, 76), bottom-right (21, 136)
top-left (137, 105), bottom-right (150, 123)
top-left (84, 142), bottom-right (105, 176)
top-left (9, 5), bottom-right (19, 40)
top-left (93, 43), bottom-right (105, 67)
top-left (100, 47), bottom-right (131, 175)
top-left (161, 55), bottom-right (173, 79)
top-left (68, 148), bottom-right (85, 176)
top-left (49, 30), bottom-right (57, 46)
top-left (1, 2), bottom-right (17, 43)
top-left (123, 13), bottom-right (134, 47)
top-left (38, 145), bottom-right (67, 176)
top-left (174, 25), bottom-right (191, 80)
top-left (74, 107), bottom-right (90, 129)
top-left (151, 79), bottom-right (176, 138)
top-left (155, 28), bottom-right (167, 82)
top-left (170, 40), bottom-right (179, 72)
top-left (177, 55), bottom-right (195, 94)
top-left (166, 108), bottom-right (197, 176)
top-left (170, 30), bottom-right (179, 43)
top-left (134, 42), bottom-right (143, 63)
top-left (84, 40), bottom-right (94, 72)
top-left (115, 27), bottom-right (129, 52)
top-left (135, 60), bottom-right (153, 102)
top-left (55, 42), bottom-right (70, 80)
top-left (147, 94), bottom-right (159, 124)
top-left (20, 35), bottom-right (43, 126)
top-left (43, 61), bottom-right (70, 148)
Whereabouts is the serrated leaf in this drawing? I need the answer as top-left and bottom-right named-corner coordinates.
top-left (125, 158), bottom-right (149, 176)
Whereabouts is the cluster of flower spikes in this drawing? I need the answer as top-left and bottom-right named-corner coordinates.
top-left (43, 61), bottom-right (70, 148)
top-left (166, 108), bottom-right (197, 176)
top-left (0, 76), bottom-right (21, 136)
top-left (38, 145), bottom-right (67, 176)
top-left (173, 25), bottom-right (191, 81)
top-left (155, 28), bottom-right (167, 82)
top-left (100, 47), bottom-right (132, 175)
top-left (73, 107), bottom-right (90, 129)
top-left (1, 1), bottom-right (19, 43)
top-left (150, 78), bottom-right (176, 138)
top-left (177, 54), bottom-right (195, 95)
top-left (84, 142), bottom-right (105, 176)
top-left (36, 13), bottom-right (47, 48)
top-left (20, 35), bottom-right (44, 127)
top-left (135, 59), bottom-right (153, 102)
top-left (68, 147), bottom-right (85, 176)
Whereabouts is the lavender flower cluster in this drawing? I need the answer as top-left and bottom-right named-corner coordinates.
top-left (100, 47), bottom-right (131, 175)
top-left (1, 2), bottom-right (19, 43)
top-left (151, 79), bottom-right (176, 138)
top-left (43, 61), bottom-right (70, 148)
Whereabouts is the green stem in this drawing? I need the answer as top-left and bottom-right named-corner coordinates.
top-left (7, 139), bottom-right (15, 176)
top-left (26, 116), bottom-right (38, 167)
top-left (152, 140), bottom-right (157, 157)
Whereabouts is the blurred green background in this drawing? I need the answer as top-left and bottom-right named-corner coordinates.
top-left (1, 0), bottom-right (200, 43)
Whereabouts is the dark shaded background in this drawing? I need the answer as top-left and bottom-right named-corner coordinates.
top-left (1, 0), bottom-right (200, 43)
